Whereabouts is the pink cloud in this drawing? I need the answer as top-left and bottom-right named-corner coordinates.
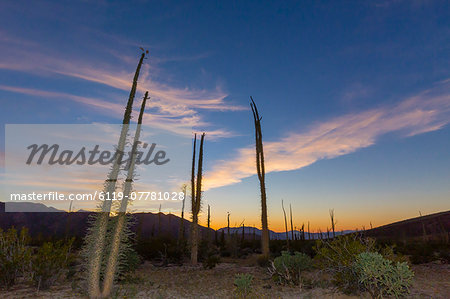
top-left (204, 81), bottom-right (450, 190)
top-left (0, 85), bottom-right (234, 138)
top-left (0, 32), bottom-right (244, 138)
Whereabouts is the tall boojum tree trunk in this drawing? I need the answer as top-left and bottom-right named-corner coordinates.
top-left (227, 212), bottom-right (230, 236)
top-left (282, 200), bottom-right (290, 251)
top-left (190, 133), bottom-right (205, 265)
top-left (329, 209), bottom-right (336, 238)
top-left (241, 220), bottom-right (245, 244)
top-left (289, 204), bottom-right (294, 242)
top-left (158, 204), bottom-right (162, 235)
top-left (101, 92), bottom-right (149, 297)
top-left (207, 204), bottom-right (211, 242)
top-left (308, 221), bottom-right (310, 240)
top-left (250, 97), bottom-right (269, 258)
top-left (178, 184), bottom-right (187, 245)
top-left (86, 52), bottom-right (146, 299)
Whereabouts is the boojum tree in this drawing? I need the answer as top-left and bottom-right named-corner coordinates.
top-left (101, 91), bottom-right (149, 297)
top-left (329, 209), bottom-right (336, 238)
top-left (290, 204), bottom-right (294, 242)
top-left (250, 97), bottom-right (269, 258)
top-left (207, 204), bottom-right (211, 242)
top-left (282, 199), bottom-right (290, 251)
top-left (177, 184), bottom-right (187, 246)
top-left (190, 133), bottom-right (205, 265)
top-left (227, 212), bottom-right (231, 236)
top-left (83, 51), bottom-right (147, 299)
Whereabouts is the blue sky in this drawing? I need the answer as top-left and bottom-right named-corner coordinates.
top-left (0, 0), bottom-right (449, 231)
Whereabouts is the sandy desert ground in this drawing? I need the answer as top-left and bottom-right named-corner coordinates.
top-left (1, 258), bottom-right (449, 299)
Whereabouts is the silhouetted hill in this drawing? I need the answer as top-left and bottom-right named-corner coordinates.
top-left (363, 210), bottom-right (450, 242)
top-left (4, 202), bottom-right (63, 212)
top-left (0, 202), bottom-right (213, 240)
top-left (2, 202), bottom-right (448, 243)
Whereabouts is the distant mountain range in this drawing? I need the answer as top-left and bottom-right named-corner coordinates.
top-left (1, 202), bottom-right (448, 242)
top-left (2, 201), bottom-right (64, 212)
top-left (0, 201), bottom-right (212, 239)
top-left (0, 202), bottom-right (351, 240)
top-left (217, 226), bottom-right (354, 240)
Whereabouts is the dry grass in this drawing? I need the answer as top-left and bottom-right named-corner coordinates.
top-left (122, 261), bottom-right (356, 299)
top-left (0, 258), bottom-right (448, 298)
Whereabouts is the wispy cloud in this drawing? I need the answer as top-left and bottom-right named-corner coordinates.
top-left (0, 31), bottom-right (244, 138)
top-left (0, 85), bottom-right (233, 138)
top-left (204, 81), bottom-right (450, 190)
top-left (0, 85), bottom-right (121, 112)
top-left (341, 82), bottom-right (372, 105)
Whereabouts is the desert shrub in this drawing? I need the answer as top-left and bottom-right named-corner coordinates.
top-left (398, 241), bottom-right (448, 264)
top-left (269, 251), bottom-right (312, 285)
top-left (256, 254), bottom-right (270, 267)
top-left (31, 238), bottom-right (74, 290)
top-left (436, 246), bottom-right (450, 264)
top-left (136, 236), bottom-right (184, 264)
top-left (380, 245), bottom-right (410, 265)
top-left (269, 240), bottom-right (285, 255)
top-left (203, 254), bottom-right (221, 269)
top-left (291, 240), bottom-right (316, 257)
top-left (314, 234), bottom-right (376, 293)
top-left (0, 227), bottom-right (32, 289)
top-left (238, 247), bottom-right (253, 259)
top-left (199, 239), bottom-right (223, 262)
top-left (353, 252), bottom-right (414, 298)
top-left (226, 236), bottom-right (240, 258)
top-left (118, 247), bottom-right (142, 279)
top-left (234, 273), bottom-right (253, 298)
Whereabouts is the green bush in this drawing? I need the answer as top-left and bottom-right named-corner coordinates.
top-left (0, 227), bottom-right (32, 289)
top-left (234, 273), bottom-right (253, 298)
top-left (31, 238), bottom-right (74, 290)
top-left (269, 251), bottom-right (312, 285)
top-left (314, 234), bottom-right (376, 293)
top-left (353, 252), bottom-right (414, 298)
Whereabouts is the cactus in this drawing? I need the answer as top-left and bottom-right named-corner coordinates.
top-left (190, 133), bottom-right (205, 265)
top-left (241, 220), bottom-right (245, 244)
top-left (101, 91), bottom-right (148, 297)
top-left (307, 221), bottom-right (310, 240)
top-left (158, 204), bottom-right (162, 235)
top-left (289, 204), bottom-right (294, 242)
top-left (177, 184), bottom-right (187, 245)
top-left (83, 51), bottom-right (146, 299)
top-left (207, 204), bottom-right (211, 242)
top-left (250, 97), bottom-right (270, 258)
top-left (207, 205), bottom-right (211, 229)
top-left (330, 209), bottom-right (336, 238)
top-left (227, 212), bottom-right (231, 236)
top-left (281, 200), bottom-right (290, 251)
